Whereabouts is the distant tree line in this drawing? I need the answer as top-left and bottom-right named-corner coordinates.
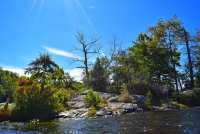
top-left (85, 17), bottom-right (200, 96)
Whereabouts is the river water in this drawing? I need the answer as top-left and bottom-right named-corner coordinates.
top-left (0, 108), bottom-right (200, 134)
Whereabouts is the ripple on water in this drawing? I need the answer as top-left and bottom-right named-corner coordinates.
top-left (0, 108), bottom-right (200, 134)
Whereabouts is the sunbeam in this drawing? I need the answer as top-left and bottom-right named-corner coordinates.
top-left (74, 0), bottom-right (97, 33)
top-left (30, 0), bottom-right (38, 12)
top-left (30, 0), bottom-right (46, 12)
top-left (63, 0), bottom-right (97, 34)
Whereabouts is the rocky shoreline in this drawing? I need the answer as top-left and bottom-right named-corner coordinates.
top-left (57, 92), bottom-right (185, 119)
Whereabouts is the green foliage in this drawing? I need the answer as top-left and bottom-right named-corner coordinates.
top-left (25, 53), bottom-right (59, 80)
top-left (110, 17), bottom-right (184, 95)
top-left (87, 106), bottom-right (96, 117)
top-left (111, 50), bottom-right (134, 93)
top-left (144, 91), bottom-right (153, 110)
top-left (0, 103), bottom-right (15, 121)
top-left (0, 68), bottom-right (18, 102)
top-left (118, 85), bottom-right (133, 103)
top-left (51, 68), bottom-right (74, 89)
top-left (83, 90), bottom-right (101, 108)
top-left (99, 99), bottom-right (108, 108)
top-left (12, 77), bottom-right (68, 120)
top-left (71, 82), bottom-right (84, 92)
top-left (0, 54), bottom-right (76, 121)
top-left (89, 57), bottom-right (110, 92)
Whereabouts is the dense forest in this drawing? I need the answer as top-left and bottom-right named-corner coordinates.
top-left (0, 17), bottom-right (200, 121)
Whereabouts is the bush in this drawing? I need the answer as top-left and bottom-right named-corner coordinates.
top-left (83, 90), bottom-right (101, 108)
top-left (0, 103), bottom-right (15, 121)
top-left (12, 78), bottom-right (68, 121)
top-left (99, 99), bottom-right (108, 108)
top-left (118, 86), bottom-right (134, 103)
top-left (144, 91), bottom-right (153, 110)
top-left (87, 106), bottom-right (96, 117)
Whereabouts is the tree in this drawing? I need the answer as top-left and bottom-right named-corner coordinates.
top-left (128, 33), bottom-right (174, 95)
top-left (90, 57), bottom-right (110, 92)
top-left (193, 30), bottom-right (200, 87)
top-left (75, 32), bottom-right (100, 87)
top-left (185, 29), bottom-right (194, 89)
top-left (25, 53), bottom-right (59, 80)
top-left (148, 17), bottom-right (182, 92)
top-left (178, 28), bottom-right (195, 89)
top-left (121, 18), bottom-right (184, 95)
top-left (51, 68), bottom-right (73, 89)
top-left (13, 54), bottom-right (70, 120)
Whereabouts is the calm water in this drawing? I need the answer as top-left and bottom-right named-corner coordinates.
top-left (0, 108), bottom-right (200, 134)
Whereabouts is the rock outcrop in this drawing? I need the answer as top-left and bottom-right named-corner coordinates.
top-left (58, 92), bottom-right (143, 119)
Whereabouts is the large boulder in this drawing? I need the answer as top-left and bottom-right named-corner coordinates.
top-left (134, 95), bottom-right (145, 103)
top-left (108, 96), bottom-right (119, 102)
top-left (122, 103), bottom-right (138, 113)
top-left (108, 102), bottom-right (124, 110)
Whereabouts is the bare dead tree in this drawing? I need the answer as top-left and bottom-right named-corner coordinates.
top-left (106, 36), bottom-right (123, 69)
top-left (75, 32), bottom-right (100, 86)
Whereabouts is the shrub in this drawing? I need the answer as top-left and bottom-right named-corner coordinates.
top-left (12, 78), bottom-right (68, 121)
top-left (99, 99), bottom-right (108, 108)
top-left (0, 103), bottom-right (14, 121)
top-left (118, 85), bottom-right (133, 103)
top-left (87, 106), bottom-right (96, 117)
top-left (83, 90), bottom-right (101, 108)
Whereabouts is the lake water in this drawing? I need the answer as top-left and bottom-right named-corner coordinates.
top-left (0, 108), bottom-right (200, 134)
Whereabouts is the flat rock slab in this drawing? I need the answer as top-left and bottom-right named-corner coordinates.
top-left (108, 102), bottom-right (125, 110)
top-left (68, 101), bottom-right (85, 109)
top-left (59, 108), bottom-right (88, 118)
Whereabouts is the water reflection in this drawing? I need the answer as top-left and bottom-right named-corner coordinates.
top-left (0, 108), bottom-right (200, 134)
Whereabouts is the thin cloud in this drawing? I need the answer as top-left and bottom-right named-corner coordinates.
top-left (44, 47), bottom-right (80, 59)
top-left (89, 5), bottom-right (96, 9)
top-left (2, 66), bottom-right (25, 76)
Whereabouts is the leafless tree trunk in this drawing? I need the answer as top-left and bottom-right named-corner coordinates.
top-left (75, 32), bottom-right (100, 86)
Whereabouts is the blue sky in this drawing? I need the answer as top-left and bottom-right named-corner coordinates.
top-left (0, 0), bottom-right (200, 80)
